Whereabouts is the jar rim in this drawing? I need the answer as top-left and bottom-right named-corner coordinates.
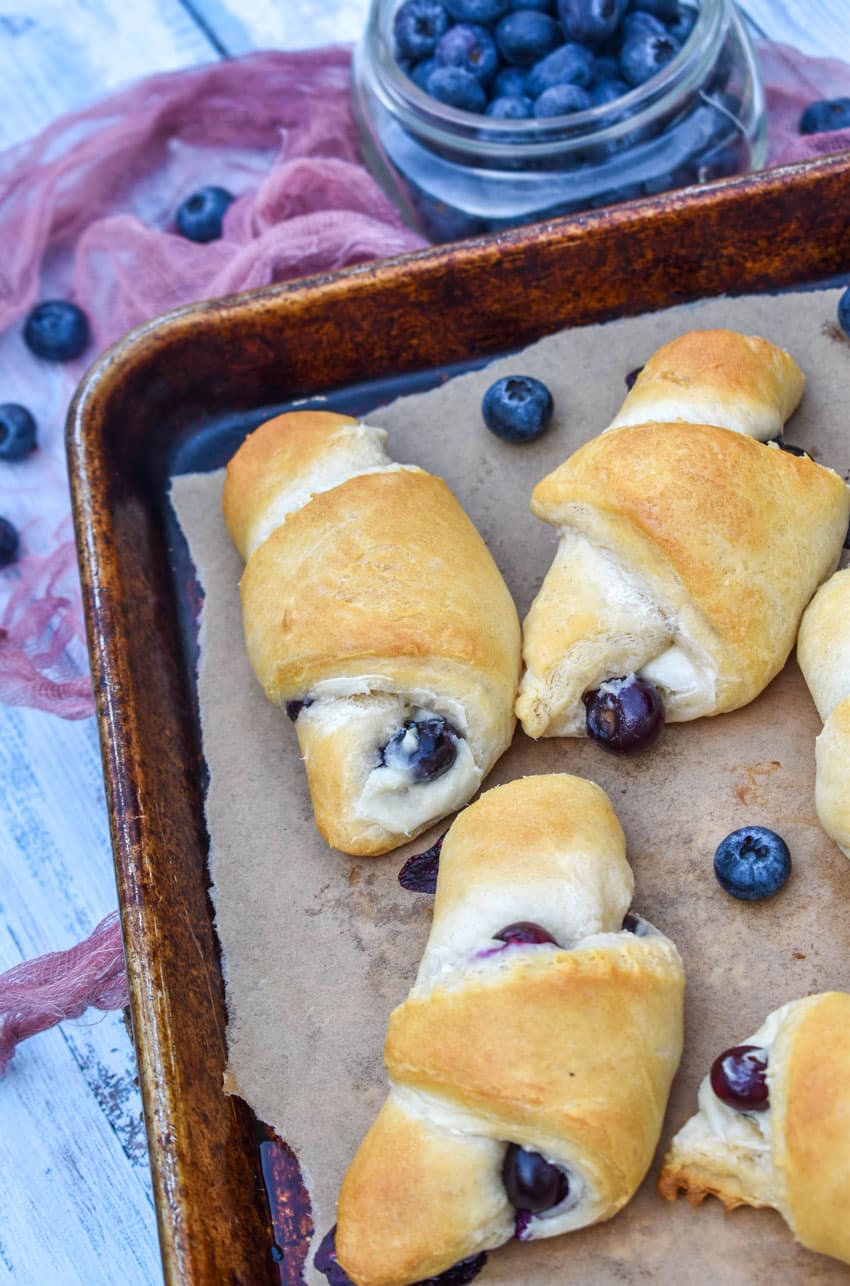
top-left (363, 0), bottom-right (728, 157)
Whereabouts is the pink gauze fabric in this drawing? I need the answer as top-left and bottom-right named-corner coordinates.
top-left (0, 40), bottom-right (849, 1071)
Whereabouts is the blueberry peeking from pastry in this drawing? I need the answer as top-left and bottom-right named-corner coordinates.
top-left (332, 774), bottom-right (684, 1286)
top-left (659, 992), bottom-right (850, 1268)
top-left (223, 410), bottom-right (521, 856)
top-left (516, 329), bottom-right (850, 743)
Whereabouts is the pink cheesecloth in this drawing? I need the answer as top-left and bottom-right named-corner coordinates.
top-left (0, 40), bottom-right (849, 1071)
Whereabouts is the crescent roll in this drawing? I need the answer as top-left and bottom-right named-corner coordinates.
top-left (334, 774), bottom-right (685, 1286)
top-left (797, 568), bottom-right (850, 858)
top-left (516, 334), bottom-right (849, 741)
top-left (658, 992), bottom-right (850, 1267)
top-left (223, 410), bottom-right (521, 856)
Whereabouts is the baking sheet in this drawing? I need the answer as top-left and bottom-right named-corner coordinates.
top-left (173, 287), bottom-right (850, 1285)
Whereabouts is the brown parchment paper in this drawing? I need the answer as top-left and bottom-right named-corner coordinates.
top-left (172, 287), bottom-right (850, 1286)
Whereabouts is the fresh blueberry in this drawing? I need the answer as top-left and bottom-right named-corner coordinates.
top-left (557, 0), bottom-right (627, 45)
top-left (412, 189), bottom-right (486, 239)
top-left (710, 1045), bottom-right (769, 1112)
top-left (410, 55), bottom-right (438, 89)
top-left (493, 64), bottom-right (531, 96)
top-left (382, 716), bottom-right (459, 782)
top-left (589, 76), bottom-right (630, 106)
top-left (620, 30), bottom-right (681, 86)
top-left (435, 24), bottom-right (499, 84)
top-left (628, 0), bottom-right (680, 18)
top-left (24, 301), bottom-right (90, 362)
top-left (0, 404), bottom-right (37, 461)
top-left (0, 517), bottom-right (19, 568)
top-left (583, 675), bottom-right (664, 753)
top-left (590, 54), bottom-right (621, 83)
top-left (426, 65), bottom-right (489, 110)
top-left (838, 286), bottom-right (850, 338)
top-left (486, 94), bottom-right (534, 117)
top-left (176, 186), bottom-right (234, 243)
top-left (394, 0), bottom-right (451, 61)
top-left (534, 82), bottom-right (593, 115)
top-left (621, 8), bottom-right (667, 40)
top-left (494, 10), bottom-right (561, 65)
top-left (590, 181), bottom-right (644, 206)
top-left (800, 96), bottom-right (850, 135)
top-left (526, 42), bottom-right (595, 97)
top-left (502, 1145), bottom-right (570, 1213)
top-left (494, 921), bottom-right (558, 945)
top-left (713, 826), bottom-right (791, 901)
top-left (398, 832), bottom-right (446, 893)
top-left (692, 139), bottom-right (747, 183)
top-left (482, 374), bottom-right (554, 441)
top-left (512, 0), bottom-right (556, 9)
top-left (668, 3), bottom-right (697, 43)
top-left (444, 0), bottom-right (511, 20)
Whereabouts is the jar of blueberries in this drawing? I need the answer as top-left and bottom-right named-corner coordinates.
top-left (352, 0), bottom-right (767, 241)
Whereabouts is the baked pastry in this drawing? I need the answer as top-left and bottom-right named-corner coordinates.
top-left (607, 329), bottom-right (804, 440)
top-left (797, 568), bottom-right (850, 858)
top-left (335, 774), bottom-right (685, 1286)
top-left (516, 333), bottom-right (849, 745)
top-left (223, 410), bottom-right (521, 856)
top-left (658, 992), bottom-right (850, 1267)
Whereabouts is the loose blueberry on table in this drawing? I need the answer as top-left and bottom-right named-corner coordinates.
top-left (176, 185), bottom-right (234, 243)
top-left (24, 300), bottom-right (90, 362)
top-left (0, 517), bottom-right (20, 569)
top-left (583, 675), bottom-right (664, 753)
top-left (482, 374), bottom-right (554, 442)
top-left (381, 716), bottom-right (460, 780)
top-left (713, 826), bottom-right (791, 901)
top-left (0, 404), bottom-right (37, 461)
top-left (799, 96), bottom-right (850, 136)
top-left (710, 1044), bottom-right (769, 1111)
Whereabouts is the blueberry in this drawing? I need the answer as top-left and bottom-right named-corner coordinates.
top-left (313, 1226), bottom-right (487, 1286)
top-left (620, 30), bottom-right (681, 86)
top-left (435, 24), bottom-right (499, 84)
top-left (176, 186), bottom-right (234, 243)
top-left (800, 96), bottom-right (850, 134)
top-left (493, 64), bottom-right (531, 96)
top-left (0, 517), bottom-right (19, 568)
top-left (0, 404), bottom-right (37, 461)
top-left (502, 1145), bottom-right (570, 1213)
top-left (710, 1045), bottom-right (769, 1112)
top-left (628, 0), bottom-right (680, 18)
top-left (486, 94), bottom-right (534, 117)
top-left (512, 0), bottom-right (556, 9)
top-left (398, 832), bottom-right (446, 893)
top-left (534, 82), bottom-right (592, 116)
top-left (412, 189), bottom-right (486, 240)
top-left (668, 3), bottom-right (697, 42)
top-left (583, 675), bottom-right (664, 754)
top-left (394, 0), bottom-right (451, 60)
top-left (494, 921), bottom-right (558, 945)
top-left (621, 8), bottom-right (667, 40)
top-left (589, 76), bottom-right (629, 106)
top-left (382, 716), bottom-right (459, 782)
top-left (24, 301), bottom-right (90, 362)
top-left (444, 0), bottom-right (511, 20)
top-left (590, 54), bottom-right (621, 83)
top-left (713, 826), bottom-right (791, 902)
top-left (426, 65), bottom-right (488, 110)
top-left (494, 10), bottom-right (561, 65)
top-left (838, 285), bottom-right (850, 339)
top-left (557, 0), bottom-right (628, 45)
top-left (411, 55), bottom-right (438, 89)
top-left (775, 439), bottom-right (812, 459)
top-left (482, 375), bottom-right (554, 441)
top-left (526, 42), bottom-right (595, 96)
top-left (624, 364), bottom-right (644, 388)
top-left (285, 697), bottom-right (313, 721)
top-left (622, 911), bottom-right (649, 935)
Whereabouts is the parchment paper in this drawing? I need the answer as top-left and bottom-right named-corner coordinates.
top-left (172, 288), bottom-right (850, 1285)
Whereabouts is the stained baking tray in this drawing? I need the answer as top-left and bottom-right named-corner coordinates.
top-left (67, 150), bottom-right (850, 1285)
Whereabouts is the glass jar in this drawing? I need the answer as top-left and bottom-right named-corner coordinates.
top-left (352, 0), bottom-right (767, 242)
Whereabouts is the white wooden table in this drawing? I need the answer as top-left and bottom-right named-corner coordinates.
top-left (0, 2), bottom-right (846, 1282)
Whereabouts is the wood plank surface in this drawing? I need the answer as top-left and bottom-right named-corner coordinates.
top-left (0, 1), bottom-right (847, 1284)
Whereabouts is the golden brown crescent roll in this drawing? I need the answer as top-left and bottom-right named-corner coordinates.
top-left (223, 410), bottom-right (521, 857)
top-left (607, 329), bottom-right (804, 440)
top-left (658, 992), bottom-right (850, 1267)
top-left (516, 409), bottom-right (849, 742)
top-left (797, 568), bottom-right (850, 858)
top-left (334, 774), bottom-right (685, 1286)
